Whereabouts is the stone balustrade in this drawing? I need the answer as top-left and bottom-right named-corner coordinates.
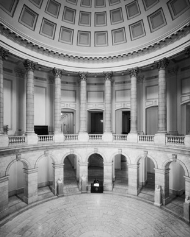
top-left (65, 134), bottom-right (78, 141)
top-left (138, 135), bottom-right (154, 142)
top-left (38, 135), bottom-right (54, 142)
top-left (166, 135), bottom-right (185, 145)
top-left (8, 136), bottom-right (26, 145)
top-left (89, 134), bottom-right (103, 140)
top-left (113, 134), bottom-right (128, 141)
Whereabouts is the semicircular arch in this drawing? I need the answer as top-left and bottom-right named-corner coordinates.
top-left (5, 158), bottom-right (30, 176)
top-left (61, 152), bottom-right (82, 164)
top-left (111, 152), bottom-right (131, 165)
top-left (162, 159), bottom-right (189, 177)
top-left (136, 155), bottom-right (158, 169)
top-left (87, 152), bottom-right (106, 163)
top-left (34, 154), bottom-right (55, 169)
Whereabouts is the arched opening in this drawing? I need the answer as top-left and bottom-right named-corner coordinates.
top-left (113, 154), bottom-right (128, 192)
top-left (165, 162), bottom-right (185, 217)
top-left (138, 157), bottom-right (155, 202)
top-left (64, 155), bottom-right (79, 194)
top-left (146, 106), bottom-right (158, 135)
top-left (8, 161), bottom-right (27, 210)
top-left (88, 154), bottom-right (104, 186)
top-left (37, 156), bottom-right (54, 200)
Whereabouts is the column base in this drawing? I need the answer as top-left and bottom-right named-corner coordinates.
top-left (127, 133), bottom-right (138, 143)
top-left (102, 132), bottom-right (113, 142)
top-left (78, 132), bottom-right (89, 142)
top-left (184, 135), bottom-right (190, 148)
top-left (103, 183), bottom-right (113, 191)
top-left (23, 195), bottom-right (38, 204)
top-left (26, 133), bottom-right (38, 145)
top-left (0, 134), bottom-right (9, 147)
top-left (54, 133), bottom-right (65, 143)
top-left (154, 186), bottom-right (162, 207)
top-left (154, 133), bottom-right (166, 145)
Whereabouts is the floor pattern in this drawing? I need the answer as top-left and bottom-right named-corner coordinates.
top-left (1, 194), bottom-right (190, 237)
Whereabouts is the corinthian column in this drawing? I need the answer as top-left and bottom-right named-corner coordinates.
top-left (155, 58), bottom-right (169, 145)
top-left (0, 47), bottom-right (9, 147)
top-left (127, 68), bottom-right (139, 142)
top-left (78, 72), bottom-right (89, 141)
top-left (23, 59), bottom-right (38, 145)
top-left (52, 68), bottom-right (64, 143)
top-left (102, 72), bottom-right (113, 142)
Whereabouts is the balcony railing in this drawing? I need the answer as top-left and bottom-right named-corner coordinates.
top-left (138, 135), bottom-right (154, 142)
top-left (89, 134), bottom-right (102, 140)
top-left (65, 134), bottom-right (78, 141)
top-left (8, 136), bottom-right (26, 145)
top-left (166, 135), bottom-right (185, 145)
top-left (113, 134), bottom-right (128, 141)
top-left (38, 135), bottom-right (54, 142)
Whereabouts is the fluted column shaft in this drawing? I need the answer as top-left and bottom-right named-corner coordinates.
top-left (129, 68), bottom-right (139, 133)
top-left (79, 73), bottom-right (87, 133)
top-left (24, 60), bottom-right (35, 134)
top-left (53, 68), bottom-right (62, 134)
top-left (157, 58), bottom-right (169, 133)
top-left (104, 73), bottom-right (112, 133)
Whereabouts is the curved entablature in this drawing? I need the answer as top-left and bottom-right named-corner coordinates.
top-left (0, 0), bottom-right (190, 72)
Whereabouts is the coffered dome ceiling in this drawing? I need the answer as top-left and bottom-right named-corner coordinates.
top-left (0, 0), bottom-right (190, 72)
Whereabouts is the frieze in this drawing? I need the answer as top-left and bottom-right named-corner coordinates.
top-left (0, 47), bottom-right (8, 60)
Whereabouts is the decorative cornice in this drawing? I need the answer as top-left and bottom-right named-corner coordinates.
top-left (23, 59), bottom-right (35, 72)
top-left (0, 17), bottom-right (189, 63)
top-left (104, 72), bottom-right (113, 81)
top-left (129, 68), bottom-right (139, 78)
top-left (0, 47), bottom-right (8, 60)
top-left (52, 68), bottom-right (62, 78)
top-left (156, 58), bottom-right (169, 70)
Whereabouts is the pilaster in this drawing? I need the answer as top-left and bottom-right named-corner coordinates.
top-left (0, 47), bottom-right (9, 147)
top-left (154, 168), bottom-right (170, 205)
top-left (52, 68), bottom-right (65, 143)
top-left (52, 164), bottom-right (64, 196)
top-left (0, 176), bottom-right (9, 217)
top-left (78, 72), bottom-right (89, 141)
top-left (102, 72), bottom-right (113, 142)
top-left (128, 164), bottom-right (140, 195)
top-left (23, 59), bottom-right (38, 145)
top-left (79, 162), bottom-right (88, 191)
top-left (23, 168), bottom-right (38, 204)
top-left (128, 68), bottom-right (139, 143)
top-left (104, 162), bottom-right (113, 191)
top-left (184, 176), bottom-right (190, 222)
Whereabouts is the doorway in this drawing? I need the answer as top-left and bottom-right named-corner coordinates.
top-left (61, 112), bottom-right (74, 134)
top-left (88, 111), bottom-right (103, 134)
top-left (115, 109), bottom-right (130, 134)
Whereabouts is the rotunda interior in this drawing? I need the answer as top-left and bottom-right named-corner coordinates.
top-left (0, 0), bottom-right (190, 236)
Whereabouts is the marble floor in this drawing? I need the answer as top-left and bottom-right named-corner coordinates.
top-left (1, 194), bottom-right (190, 237)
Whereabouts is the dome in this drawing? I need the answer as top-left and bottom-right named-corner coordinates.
top-left (0, 0), bottom-right (190, 72)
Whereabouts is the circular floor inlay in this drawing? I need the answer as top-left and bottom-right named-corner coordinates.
top-left (0, 194), bottom-right (190, 237)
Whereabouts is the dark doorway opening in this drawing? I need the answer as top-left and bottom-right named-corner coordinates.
top-left (89, 112), bottom-right (103, 134)
top-left (122, 111), bottom-right (130, 134)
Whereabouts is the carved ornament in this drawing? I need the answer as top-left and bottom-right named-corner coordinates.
top-left (23, 59), bottom-right (35, 72)
top-left (52, 68), bottom-right (62, 78)
top-left (157, 58), bottom-right (169, 70)
top-left (129, 68), bottom-right (139, 78)
top-left (104, 72), bottom-right (113, 81)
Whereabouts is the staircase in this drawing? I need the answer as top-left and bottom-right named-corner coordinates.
top-left (38, 186), bottom-right (54, 201)
top-left (64, 157), bottom-right (80, 196)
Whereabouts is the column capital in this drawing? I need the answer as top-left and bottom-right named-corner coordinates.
top-left (129, 68), bottom-right (139, 78)
top-left (79, 72), bottom-right (87, 81)
top-left (23, 168), bottom-right (38, 174)
top-left (154, 168), bottom-right (170, 174)
top-left (53, 164), bottom-right (64, 169)
top-left (137, 75), bottom-right (145, 83)
top-left (104, 71), bottom-right (113, 81)
top-left (157, 58), bottom-right (169, 70)
top-left (167, 66), bottom-right (179, 75)
top-left (0, 47), bottom-right (8, 60)
top-left (52, 68), bottom-right (62, 78)
top-left (23, 59), bottom-right (36, 72)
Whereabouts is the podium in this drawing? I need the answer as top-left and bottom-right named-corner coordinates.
top-left (91, 181), bottom-right (103, 193)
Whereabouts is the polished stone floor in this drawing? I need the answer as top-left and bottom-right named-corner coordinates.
top-left (1, 194), bottom-right (190, 237)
